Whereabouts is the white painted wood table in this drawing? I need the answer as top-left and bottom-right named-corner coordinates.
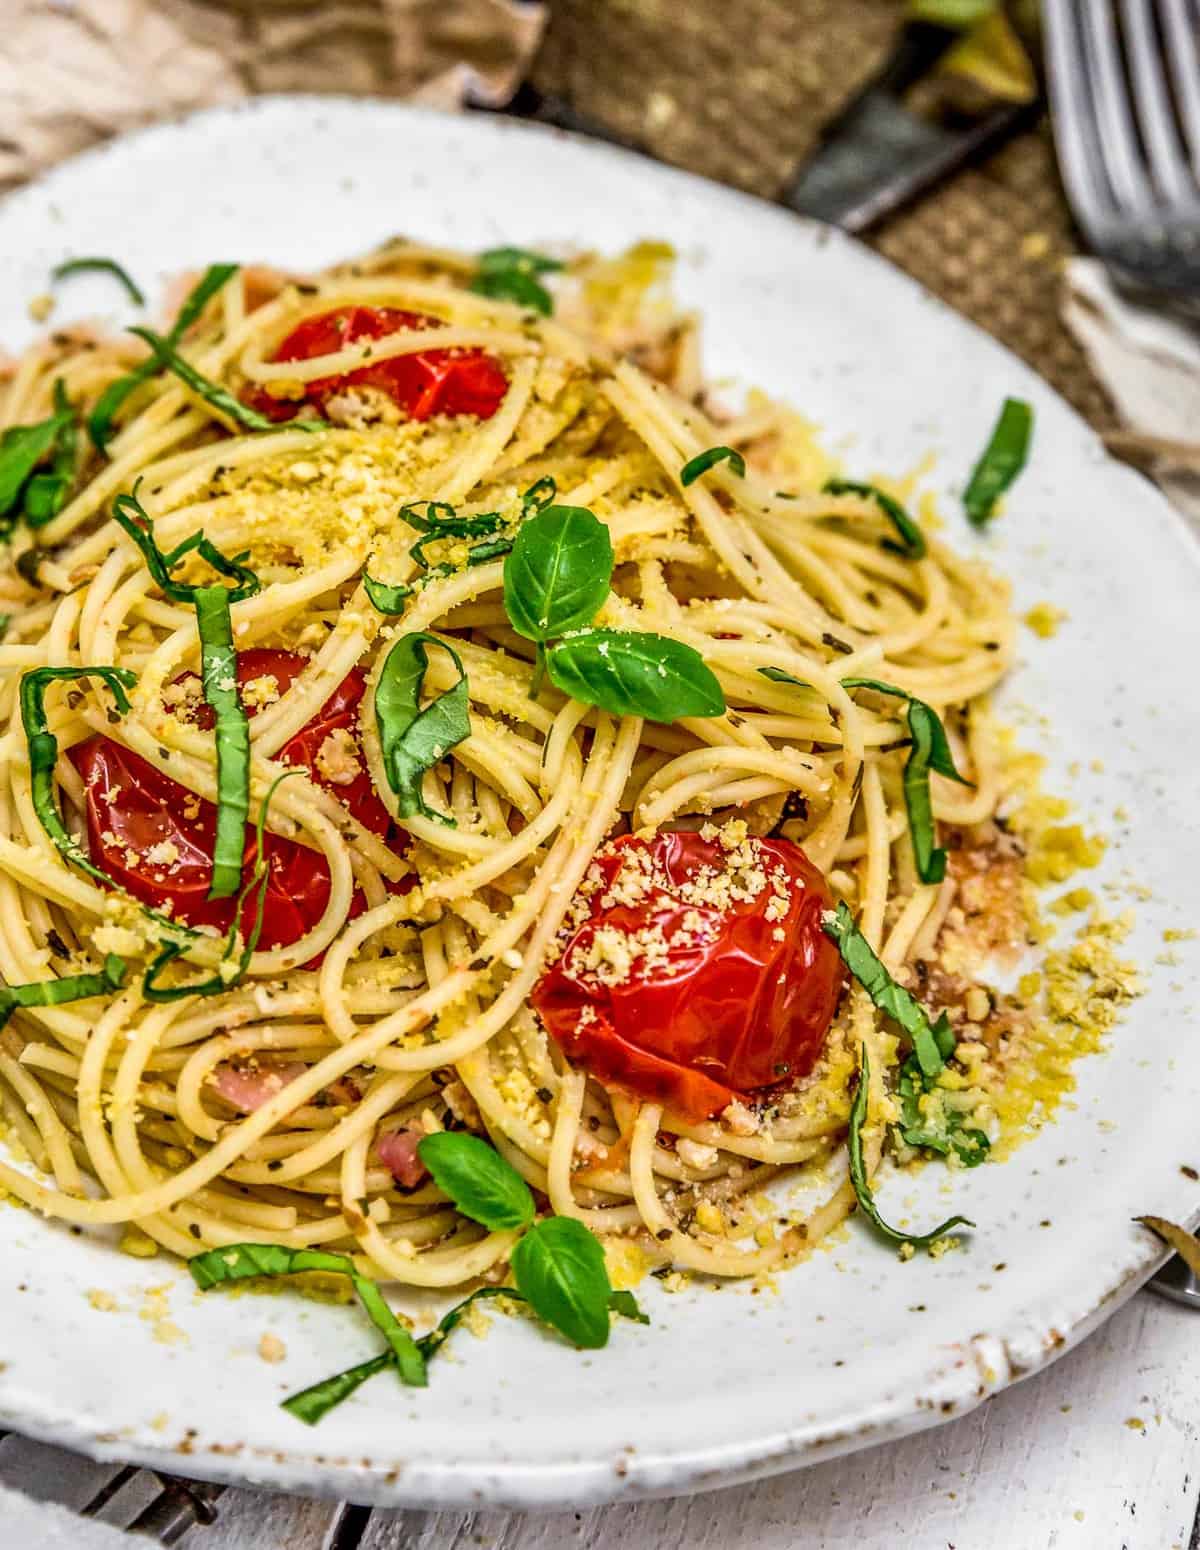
top-left (5, 1284), bottom-right (1196, 1548)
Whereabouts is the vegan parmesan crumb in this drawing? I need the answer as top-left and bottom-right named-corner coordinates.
top-left (258, 1331), bottom-right (287, 1363)
top-left (87, 1289), bottom-right (118, 1312)
top-left (1023, 602), bottom-right (1067, 638)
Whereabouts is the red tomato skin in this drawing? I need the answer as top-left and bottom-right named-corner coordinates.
top-left (531, 831), bottom-right (845, 1122)
top-left (242, 306), bottom-right (508, 423)
top-left (69, 650), bottom-right (397, 953)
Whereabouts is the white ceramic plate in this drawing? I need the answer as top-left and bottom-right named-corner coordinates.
top-left (0, 98), bottom-right (1196, 1511)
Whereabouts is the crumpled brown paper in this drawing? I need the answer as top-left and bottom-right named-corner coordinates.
top-left (0, 0), bottom-right (545, 192)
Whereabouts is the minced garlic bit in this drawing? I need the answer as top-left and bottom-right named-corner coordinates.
top-left (258, 1331), bottom-right (287, 1363)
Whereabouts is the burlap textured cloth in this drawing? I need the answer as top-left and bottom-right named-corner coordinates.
top-left (0, 0), bottom-right (1110, 430)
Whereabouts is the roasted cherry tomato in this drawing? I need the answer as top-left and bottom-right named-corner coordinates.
top-left (70, 649), bottom-right (396, 953)
top-left (241, 305), bottom-right (508, 423)
top-left (531, 830), bottom-right (845, 1122)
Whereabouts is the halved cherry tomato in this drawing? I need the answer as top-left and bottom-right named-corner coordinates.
top-left (241, 306), bottom-right (508, 423)
top-left (70, 649), bottom-right (398, 953)
top-left (531, 830), bottom-right (845, 1122)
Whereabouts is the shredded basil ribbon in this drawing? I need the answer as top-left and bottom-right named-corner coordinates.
top-left (129, 325), bottom-right (326, 436)
top-left (390, 478), bottom-right (556, 596)
top-left (374, 632), bottom-right (471, 825)
top-left (20, 665), bottom-right (137, 888)
top-left (90, 264), bottom-right (238, 453)
top-left (963, 398), bottom-right (1033, 527)
top-left (841, 678), bottom-right (971, 885)
top-left (847, 1045), bottom-right (974, 1249)
top-left (0, 954), bottom-right (127, 1031)
top-left (897, 1055), bottom-right (990, 1167)
top-left (822, 478), bottom-right (927, 560)
top-left (52, 256), bottom-right (144, 307)
top-left (470, 247), bottom-right (564, 316)
top-left (23, 380), bottom-right (79, 530)
top-left (362, 573), bottom-right (411, 614)
top-left (0, 385), bottom-right (75, 539)
top-left (112, 486), bottom-right (260, 901)
top-left (680, 445), bottom-right (746, 487)
top-left (141, 770), bottom-right (298, 1003)
top-left (823, 900), bottom-right (952, 1081)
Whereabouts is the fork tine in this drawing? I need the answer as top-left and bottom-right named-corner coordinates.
top-left (1045, 0), bottom-right (1119, 239)
top-left (1161, 0), bottom-right (1200, 168)
top-left (1122, 0), bottom-right (1197, 201)
top-left (1080, 1), bottom-right (1157, 214)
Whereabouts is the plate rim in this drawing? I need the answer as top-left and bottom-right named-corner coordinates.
top-left (0, 92), bottom-right (1191, 1510)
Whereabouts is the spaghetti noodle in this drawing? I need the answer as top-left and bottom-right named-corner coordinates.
top-left (0, 239), bottom-right (1023, 1298)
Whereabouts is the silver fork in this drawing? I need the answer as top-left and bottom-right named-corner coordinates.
top-left (1048, 0), bottom-right (1200, 1307)
top-left (1045, 0), bottom-right (1200, 312)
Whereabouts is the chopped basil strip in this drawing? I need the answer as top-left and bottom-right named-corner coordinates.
top-left (141, 771), bottom-right (297, 1003)
top-left (822, 478), bottom-right (926, 560)
top-left (680, 445), bottom-right (746, 487)
top-left (470, 247), bottom-right (564, 316)
top-left (503, 504), bottom-right (613, 644)
top-left (416, 1131), bottom-right (535, 1231)
top-left (512, 1215), bottom-right (614, 1349)
top-left (129, 326), bottom-right (326, 436)
top-left (841, 677), bottom-right (970, 884)
top-left (195, 586), bottom-right (249, 900)
top-left (963, 397), bottom-right (1033, 527)
top-left (374, 632), bottom-right (470, 825)
top-left (363, 572), bottom-right (412, 614)
top-left (282, 1352), bottom-right (393, 1426)
top-left (20, 665), bottom-right (137, 888)
top-left (90, 264), bottom-right (238, 453)
top-left (546, 629), bottom-right (725, 723)
top-left (823, 900), bottom-right (954, 1080)
top-left (415, 1285), bottom-right (526, 1359)
top-left (111, 486), bottom-right (259, 605)
top-left (401, 498), bottom-right (508, 575)
top-left (23, 379), bottom-right (78, 529)
top-left (0, 953), bottom-right (126, 1031)
top-left (758, 666), bottom-right (810, 688)
top-left (52, 256), bottom-right (145, 306)
top-left (189, 1242), bottom-right (426, 1388)
top-left (848, 1045), bottom-right (973, 1249)
top-left (0, 400), bottom-right (73, 529)
top-left (897, 1055), bottom-right (990, 1167)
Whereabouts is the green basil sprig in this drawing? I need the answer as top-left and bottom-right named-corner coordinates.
top-left (112, 485), bottom-right (260, 900)
top-left (90, 264), bottom-right (238, 452)
top-left (822, 900), bottom-right (952, 1081)
top-left (963, 397), bottom-right (1033, 527)
top-left (680, 445), bottom-right (746, 487)
top-left (189, 1243), bottom-right (426, 1388)
top-left (842, 678), bottom-right (971, 885)
top-left (470, 247), bottom-right (564, 316)
top-left (417, 1131), bottom-right (535, 1230)
top-left (848, 1045), bottom-right (973, 1249)
top-left (822, 478), bottom-right (927, 559)
top-left (129, 325), bottom-right (326, 436)
top-left (52, 256), bottom-right (144, 307)
top-left (501, 502), bottom-right (725, 721)
top-left (0, 953), bottom-right (127, 1030)
top-left (374, 632), bottom-right (470, 825)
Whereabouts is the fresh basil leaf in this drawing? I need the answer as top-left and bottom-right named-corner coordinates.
top-left (23, 380), bottom-right (78, 528)
top-left (0, 953), bottom-right (127, 1031)
top-left (511, 1216), bottom-right (613, 1349)
top-left (546, 629), bottom-right (725, 723)
top-left (897, 1055), bottom-right (990, 1167)
top-left (503, 504), bottom-right (613, 644)
top-left (472, 269), bottom-right (554, 315)
top-left (963, 397), bottom-right (1033, 527)
top-left (363, 572), bottom-right (412, 614)
top-left (194, 586), bottom-right (248, 900)
top-left (848, 1045), bottom-right (974, 1249)
top-left (282, 1352), bottom-right (392, 1426)
top-left (608, 1289), bottom-right (650, 1325)
top-left (112, 485), bottom-right (260, 605)
top-left (89, 264), bottom-right (238, 453)
top-left (477, 247), bottom-right (565, 277)
top-left (375, 632), bottom-right (470, 825)
top-left (822, 901), bottom-right (951, 1080)
top-left (680, 445), bottom-right (746, 487)
top-left (129, 326), bottom-right (326, 436)
top-left (417, 1131), bottom-right (535, 1231)
top-left (0, 410), bottom-right (71, 520)
top-left (822, 478), bottom-right (927, 559)
top-left (52, 256), bottom-right (144, 306)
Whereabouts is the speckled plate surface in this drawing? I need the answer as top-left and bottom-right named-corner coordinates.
top-left (0, 98), bottom-right (1196, 1511)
